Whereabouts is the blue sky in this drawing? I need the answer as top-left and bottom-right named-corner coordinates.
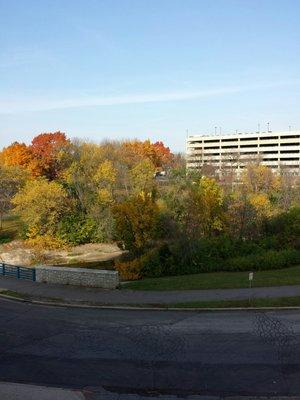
top-left (1, 0), bottom-right (300, 152)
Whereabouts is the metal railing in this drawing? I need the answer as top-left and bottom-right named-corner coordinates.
top-left (0, 263), bottom-right (36, 281)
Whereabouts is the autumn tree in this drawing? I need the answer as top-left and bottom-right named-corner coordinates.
top-left (1, 133), bottom-right (72, 179)
top-left (0, 166), bottom-right (28, 229)
top-left (241, 163), bottom-right (280, 195)
top-left (0, 142), bottom-right (41, 176)
top-left (159, 167), bottom-right (193, 238)
top-left (113, 192), bottom-right (159, 254)
top-left (122, 139), bottom-right (173, 170)
top-left (62, 142), bottom-right (119, 241)
top-left (225, 164), bottom-right (282, 239)
top-left (187, 177), bottom-right (224, 238)
top-left (152, 141), bottom-right (173, 168)
top-left (227, 188), bottom-right (258, 240)
top-left (30, 132), bottom-right (71, 179)
top-left (130, 159), bottom-right (156, 193)
top-left (12, 178), bottom-right (70, 238)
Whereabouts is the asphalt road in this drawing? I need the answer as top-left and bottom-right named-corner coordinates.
top-left (0, 299), bottom-right (299, 398)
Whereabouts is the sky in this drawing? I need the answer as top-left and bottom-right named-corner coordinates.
top-left (1, 0), bottom-right (300, 152)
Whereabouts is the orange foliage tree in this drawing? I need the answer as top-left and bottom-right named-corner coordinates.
top-left (122, 139), bottom-right (173, 170)
top-left (1, 132), bottom-right (71, 179)
top-left (152, 141), bottom-right (173, 168)
top-left (30, 132), bottom-right (70, 179)
top-left (1, 142), bottom-right (33, 169)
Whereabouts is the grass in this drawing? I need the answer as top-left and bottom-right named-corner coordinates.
top-left (0, 215), bottom-right (23, 243)
top-left (0, 289), bottom-right (64, 303)
top-left (0, 289), bottom-right (29, 299)
top-left (168, 296), bottom-right (300, 309)
top-left (122, 265), bottom-right (300, 291)
top-left (0, 289), bottom-right (299, 309)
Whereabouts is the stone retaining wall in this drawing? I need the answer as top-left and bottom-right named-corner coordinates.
top-left (35, 266), bottom-right (119, 289)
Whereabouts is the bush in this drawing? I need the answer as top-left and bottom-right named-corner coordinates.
top-left (224, 249), bottom-right (300, 272)
top-left (266, 207), bottom-right (300, 249)
top-left (115, 208), bottom-right (300, 280)
top-left (0, 236), bottom-right (11, 244)
top-left (134, 239), bottom-right (300, 279)
top-left (57, 214), bottom-right (98, 245)
top-left (115, 258), bottom-right (143, 281)
top-left (26, 234), bottom-right (69, 250)
top-left (139, 244), bottom-right (174, 278)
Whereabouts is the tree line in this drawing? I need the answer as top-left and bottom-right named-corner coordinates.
top-left (0, 132), bottom-right (299, 279)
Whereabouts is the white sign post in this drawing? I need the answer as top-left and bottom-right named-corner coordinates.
top-left (249, 272), bottom-right (254, 288)
top-left (248, 272), bottom-right (254, 305)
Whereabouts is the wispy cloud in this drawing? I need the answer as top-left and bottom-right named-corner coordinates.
top-left (0, 81), bottom-right (298, 114)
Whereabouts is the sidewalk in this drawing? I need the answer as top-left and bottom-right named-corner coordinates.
top-left (0, 276), bottom-right (299, 306)
top-left (2, 382), bottom-right (298, 400)
top-left (0, 382), bottom-right (84, 400)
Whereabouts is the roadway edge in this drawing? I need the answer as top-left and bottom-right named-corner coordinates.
top-left (1, 292), bottom-right (300, 311)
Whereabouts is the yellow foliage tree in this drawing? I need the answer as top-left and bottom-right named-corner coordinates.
top-left (130, 159), bottom-right (156, 193)
top-left (113, 192), bottom-right (159, 254)
top-left (93, 160), bottom-right (117, 205)
top-left (12, 178), bottom-right (69, 237)
top-left (188, 177), bottom-right (224, 237)
top-left (248, 193), bottom-right (273, 219)
top-left (242, 163), bottom-right (281, 194)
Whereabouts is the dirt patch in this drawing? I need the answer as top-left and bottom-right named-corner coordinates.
top-left (0, 241), bottom-right (124, 267)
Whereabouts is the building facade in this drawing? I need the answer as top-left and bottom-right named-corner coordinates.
top-left (186, 130), bottom-right (300, 176)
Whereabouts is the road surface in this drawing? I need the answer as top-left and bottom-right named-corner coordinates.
top-left (0, 298), bottom-right (299, 397)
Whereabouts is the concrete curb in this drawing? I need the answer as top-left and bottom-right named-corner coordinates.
top-left (1, 292), bottom-right (300, 312)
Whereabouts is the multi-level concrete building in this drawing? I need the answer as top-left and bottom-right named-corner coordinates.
top-left (186, 130), bottom-right (300, 176)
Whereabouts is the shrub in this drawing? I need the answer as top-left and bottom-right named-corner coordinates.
top-left (57, 214), bottom-right (97, 245)
top-left (139, 244), bottom-right (174, 278)
top-left (172, 239), bottom-right (200, 273)
top-left (115, 258), bottom-right (143, 281)
top-left (224, 249), bottom-right (300, 272)
top-left (135, 242), bottom-right (300, 279)
top-left (266, 207), bottom-right (300, 249)
top-left (0, 236), bottom-right (11, 244)
top-left (26, 234), bottom-right (69, 250)
top-left (256, 235), bottom-right (281, 251)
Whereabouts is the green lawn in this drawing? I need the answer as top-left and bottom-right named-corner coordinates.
top-left (0, 215), bottom-right (23, 243)
top-left (167, 296), bottom-right (300, 309)
top-left (122, 265), bottom-right (300, 290)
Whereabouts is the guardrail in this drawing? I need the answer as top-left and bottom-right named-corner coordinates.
top-left (0, 263), bottom-right (36, 281)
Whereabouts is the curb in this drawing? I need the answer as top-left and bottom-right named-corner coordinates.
top-left (1, 292), bottom-right (300, 311)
